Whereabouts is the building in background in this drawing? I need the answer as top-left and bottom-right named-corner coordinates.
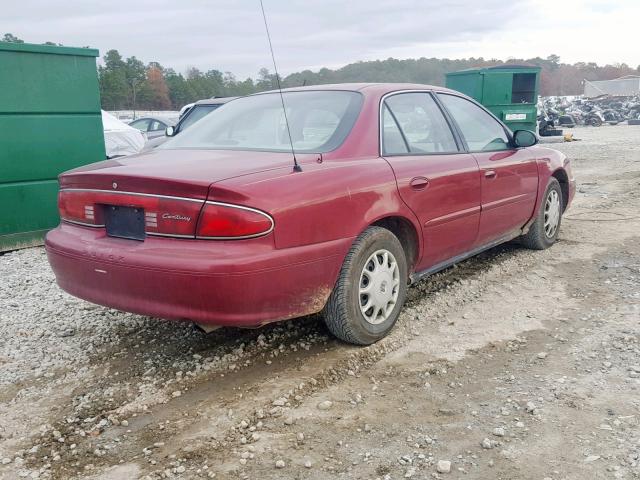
top-left (584, 76), bottom-right (640, 98)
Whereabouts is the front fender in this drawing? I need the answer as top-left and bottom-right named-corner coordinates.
top-left (524, 146), bottom-right (570, 231)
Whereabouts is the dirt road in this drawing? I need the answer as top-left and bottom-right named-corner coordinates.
top-left (1, 125), bottom-right (639, 480)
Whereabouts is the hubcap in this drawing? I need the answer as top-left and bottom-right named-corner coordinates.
top-left (544, 189), bottom-right (561, 238)
top-left (358, 249), bottom-right (400, 325)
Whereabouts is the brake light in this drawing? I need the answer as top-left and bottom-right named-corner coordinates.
top-left (196, 202), bottom-right (274, 239)
top-left (58, 190), bottom-right (104, 227)
top-left (57, 190), bottom-right (273, 240)
top-left (58, 189), bottom-right (204, 237)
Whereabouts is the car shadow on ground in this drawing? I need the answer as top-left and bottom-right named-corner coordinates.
top-left (97, 237), bottom-right (527, 372)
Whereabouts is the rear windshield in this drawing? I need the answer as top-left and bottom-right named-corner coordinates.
top-left (162, 90), bottom-right (363, 153)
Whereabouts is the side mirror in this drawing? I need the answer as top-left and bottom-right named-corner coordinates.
top-left (165, 126), bottom-right (176, 137)
top-left (513, 129), bottom-right (538, 148)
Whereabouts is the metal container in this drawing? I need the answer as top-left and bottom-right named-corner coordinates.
top-left (445, 65), bottom-right (541, 133)
top-left (0, 42), bottom-right (105, 251)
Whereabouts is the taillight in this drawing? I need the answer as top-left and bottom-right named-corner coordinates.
top-left (58, 189), bottom-right (204, 237)
top-left (58, 190), bottom-right (104, 227)
top-left (58, 190), bottom-right (273, 240)
top-left (196, 202), bottom-right (274, 239)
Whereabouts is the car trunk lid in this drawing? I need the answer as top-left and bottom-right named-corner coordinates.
top-left (57, 149), bottom-right (302, 239)
top-left (59, 148), bottom-right (301, 197)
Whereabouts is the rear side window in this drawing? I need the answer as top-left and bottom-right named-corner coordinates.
top-left (382, 105), bottom-right (408, 154)
top-left (382, 92), bottom-right (458, 155)
top-left (438, 94), bottom-right (511, 152)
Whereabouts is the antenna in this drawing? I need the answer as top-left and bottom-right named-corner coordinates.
top-left (259, 0), bottom-right (302, 172)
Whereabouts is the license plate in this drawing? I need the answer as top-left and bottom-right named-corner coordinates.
top-left (104, 205), bottom-right (145, 241)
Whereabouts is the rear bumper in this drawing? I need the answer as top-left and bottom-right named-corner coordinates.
top-left (45, 223), bottom-right (351, 326)
top-left (567, 178), bottom-right (576, 209)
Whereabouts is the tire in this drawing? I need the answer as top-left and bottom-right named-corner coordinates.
top-left (588, 116), bottom-right (602, 127)
top-left (520, 178), bottom-right (563, 250)
top-left (324, 226), bottom-right (408, 345)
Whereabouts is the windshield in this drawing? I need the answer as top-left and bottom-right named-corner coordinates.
top-left (162, 90), bottom-right (363, 153)
top-left (179, 104), bottom-right (221, 131)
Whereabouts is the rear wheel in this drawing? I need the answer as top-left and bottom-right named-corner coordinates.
top-left (324, 226), bottom-right (408, 345)
top-left (520, 178), bottom-right (563, 250)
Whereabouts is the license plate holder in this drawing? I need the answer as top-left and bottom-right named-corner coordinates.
top-left (104, 205), bottom-right (145, 241)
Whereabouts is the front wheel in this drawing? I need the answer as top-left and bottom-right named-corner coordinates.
top-left (520, 178), bottom-right (563, 250)
top-left (324, 226), bottom-right (408, 345)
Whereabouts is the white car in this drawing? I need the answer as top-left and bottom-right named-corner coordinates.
top-left (101, 111), bottom-right (146, 158)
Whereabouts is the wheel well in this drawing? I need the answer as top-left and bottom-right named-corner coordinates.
top-left (552, 169), bottom-right (569, 212)
top-left (373, 216), bottom-right (419, 270)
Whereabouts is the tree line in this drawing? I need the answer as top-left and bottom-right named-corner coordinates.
top-left (96, 49), bottom-right (269, 111)
top-left (95, 52), bottom-right (640, 111)
top-left (3, 33), bottom-right (639, 111)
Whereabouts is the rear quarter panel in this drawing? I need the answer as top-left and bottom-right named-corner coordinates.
top-left (209, 157), bottom-right (422, 253)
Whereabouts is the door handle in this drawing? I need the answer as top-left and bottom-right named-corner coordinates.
top-left (410, 176), bottom-right (430, 190)
top-left (484, 169), bottom-right (497, 179)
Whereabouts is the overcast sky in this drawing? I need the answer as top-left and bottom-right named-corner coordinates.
top-left (4, 0), bottom-right (639, 78)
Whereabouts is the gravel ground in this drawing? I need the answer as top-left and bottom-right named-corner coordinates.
top-left (1, 125), bottom-right (639, 480)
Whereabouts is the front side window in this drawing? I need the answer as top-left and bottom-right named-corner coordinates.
top-left (382, 92), bottom-right (458, 155)
top-left (438, 94), bottom-right (511, 152)
top-left (165, 91), bottom-right (363, 153)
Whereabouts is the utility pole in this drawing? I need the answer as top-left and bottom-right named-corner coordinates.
top-left (130, 78), bottom-right (138, 120)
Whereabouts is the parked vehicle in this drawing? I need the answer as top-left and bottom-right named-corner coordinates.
top-left (178, 102), bottom-right (195, 118)
top-left (102, 111), bottom-right (145, 158)
top-left (141, 97), bottom-right (237, 151)
top-left (601, 108), bottom-right (623, 125)
top-left (537, 108), bottom-right (563, 136)
top-left (46, 84), bottom-right (575, 345)
top-left (172, 97), bottom-right (238, 134)
top-left (557, 114), bottom-right (576, 128)
top-left (538, 97), bottom-right (607, 132)
top-left (129, 115), bottom-right (178, 140)
top-left (583, 110), bottom-right (605, 127)
top-left (541, 94), bottom-right (640, 126)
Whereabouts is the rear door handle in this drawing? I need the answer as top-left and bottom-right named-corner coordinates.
top-left (410, 176), bottom-right (430, 190)
top-left (484, 169), bottom-right (497, 179)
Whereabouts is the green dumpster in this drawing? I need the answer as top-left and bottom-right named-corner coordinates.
top-left (445, 65), bottom-right (540, 133)
top-left (0, 42), bottom-right (105, 252)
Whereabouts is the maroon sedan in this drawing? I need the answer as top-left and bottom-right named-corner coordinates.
top-left (46, 84), bottom-right (575, 345)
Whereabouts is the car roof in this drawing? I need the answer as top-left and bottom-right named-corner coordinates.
top-left (253, 82), bottom-right (461, 96)
top-left (132, 115), bottom-right (176, 124)
top-left (193, 97), bottom-right (239, 106)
